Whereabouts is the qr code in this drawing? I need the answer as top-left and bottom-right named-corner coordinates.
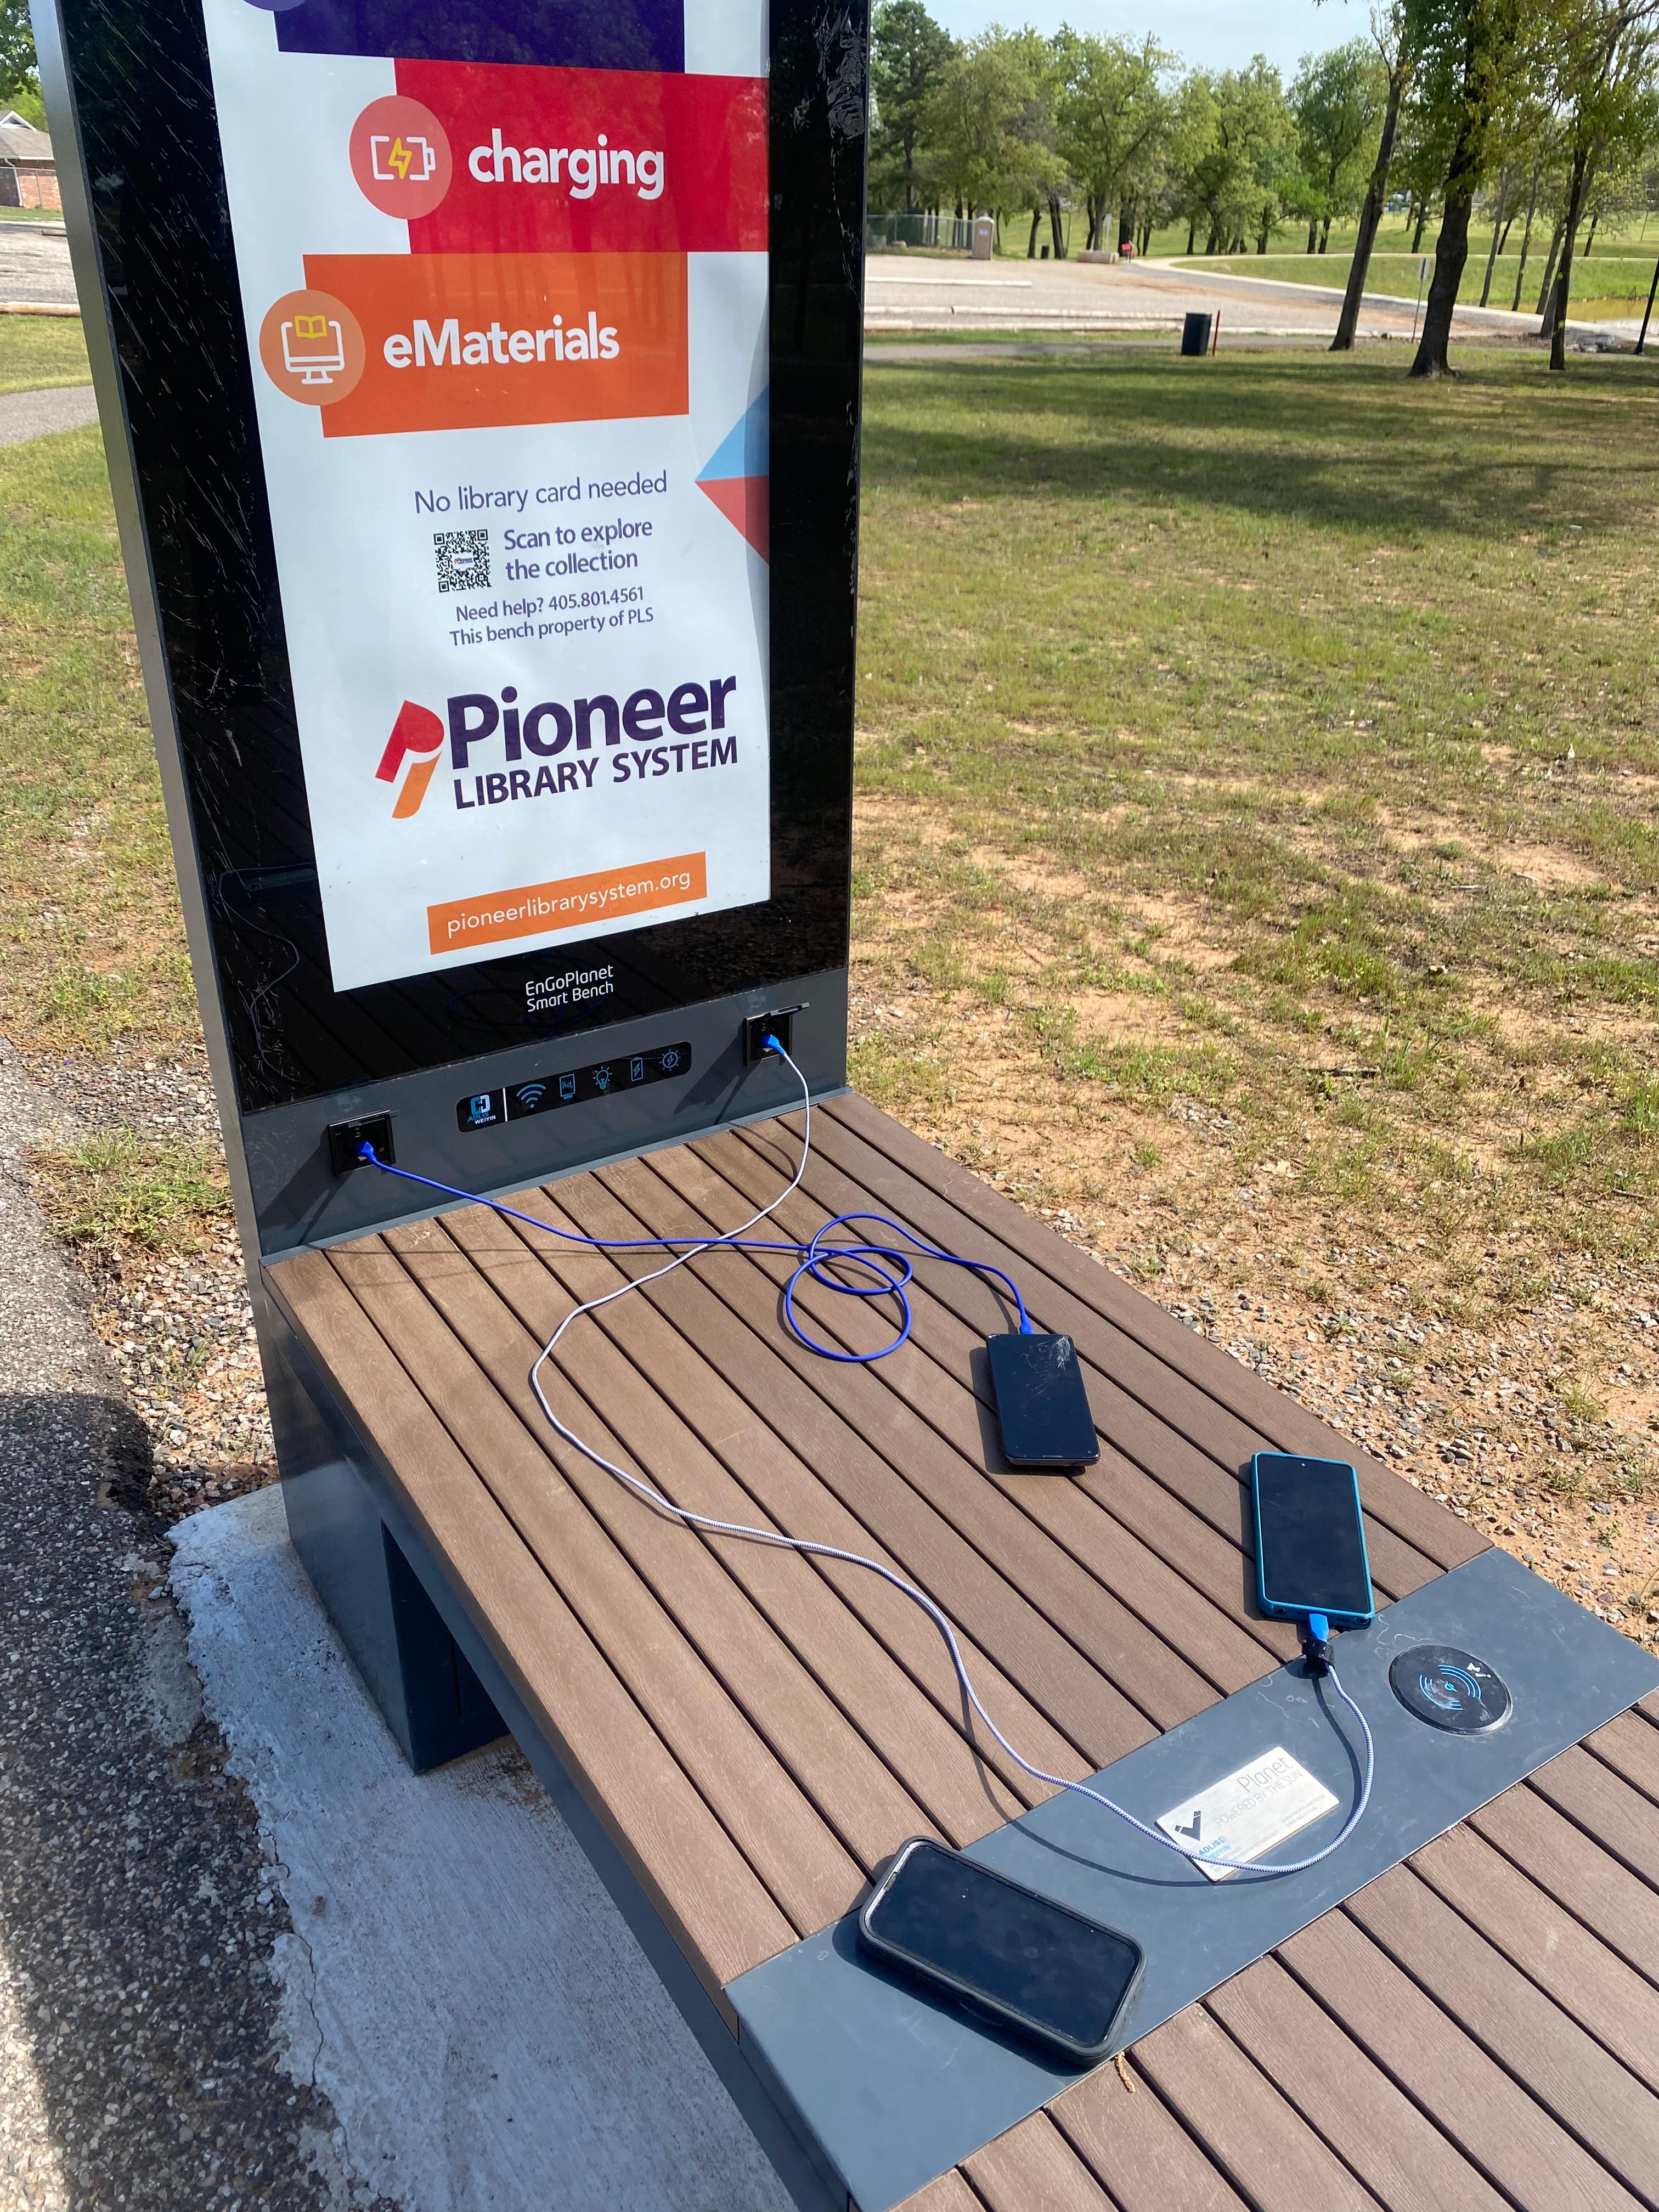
top-left (434, 528), bottom-right (489, 593)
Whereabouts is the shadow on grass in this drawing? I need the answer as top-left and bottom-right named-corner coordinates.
top-left (862, 352), bottom-right (1659, 542)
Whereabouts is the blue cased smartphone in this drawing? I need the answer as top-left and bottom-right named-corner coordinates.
top-left (1250, 1452), bottom-right (1375, 1630)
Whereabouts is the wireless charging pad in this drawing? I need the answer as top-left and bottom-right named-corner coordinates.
top-left (1389, 1644), bottom-right (1513, 1734)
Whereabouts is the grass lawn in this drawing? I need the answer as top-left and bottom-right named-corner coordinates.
top-left (0, 425), bottom-right (183, 1060)
top-left (4, 348), bottom-right (1658, 1621)
top-left (854, 345), bottom-right (1659, 1629)
top-left (0, 313), bottom-right (91, 393)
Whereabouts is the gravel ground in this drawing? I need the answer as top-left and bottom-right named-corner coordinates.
top-left (0, 1053), bottom-right (356, 2211)
top-left (13, 1045), bottom-right (276, 1525)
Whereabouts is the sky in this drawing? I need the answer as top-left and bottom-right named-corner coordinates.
top-left (929, 0), bottom-right (1368, 77)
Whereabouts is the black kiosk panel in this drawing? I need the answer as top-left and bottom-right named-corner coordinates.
top-left (38, 0), bottom-right (865, 1252)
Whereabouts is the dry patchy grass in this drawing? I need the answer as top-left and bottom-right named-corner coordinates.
top-left (853, 347), bottom-right (1659, 1640)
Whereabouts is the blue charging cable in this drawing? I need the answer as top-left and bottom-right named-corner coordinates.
top-left (356, 1032), bottom-right (1032, 1361)
top-left (356, 1034), bottom-right (1374, 1878)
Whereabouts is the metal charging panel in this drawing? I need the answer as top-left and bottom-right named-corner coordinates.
top-left (730, 1547), bottom-right (1659, 2212)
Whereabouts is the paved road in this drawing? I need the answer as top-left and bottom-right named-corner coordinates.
top-left (0, 229), bottom-right (76, 313)
top-left (864, 252), bottom-right (1621, 346)
top-left (0, 1046), bottom-right (347, 2212)
top-left (0, 386), bottom-right (97, 447)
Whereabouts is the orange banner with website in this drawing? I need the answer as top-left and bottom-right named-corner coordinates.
top-left (298, 250), bottom-right (687, 438)
top-left (428, 851), bottom-right (707, 955)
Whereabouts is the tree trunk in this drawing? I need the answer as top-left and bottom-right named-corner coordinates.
top-left (1411, 198), bottom-right (1428, 252)
top-left (1027, 207), bottom-right (1040, 257)
top-left (1334, 70), bottom-right (1404, 352)
top-left (1049, 193), bottom-right (1066, 258)
top-left (1510, 162), bottom-right (1541, 312)
top-left (1119, 202), bottom-right (1137, 255)
top-left (1205, 221), bottom-right (1222, 253)
top-left (1186, 219), bottom-right (1197, 254)
top-left (1307, 216), bottom-right (1318, 252)
top-left (1549, 145), bottom-right (1593, 372)
top-left (1319, 215), bottom-right (1331, 252)
top-left (1479, 168), bottom-right (1509, 306)
top-left (1535, 216), bottom-right (1565, 316)
top-left (1582, 211), bottom-right (1598, 258)
top-left (1410, 144), bottom-right (1479, 378)
top-left (1256, 203), bottom-right (1272, 253)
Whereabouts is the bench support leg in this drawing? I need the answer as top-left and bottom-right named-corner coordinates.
top-left (261, 1305), bottom-right (506, 1773)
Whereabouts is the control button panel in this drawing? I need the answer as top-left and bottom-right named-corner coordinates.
top-left (456, 1042), bottom-right (692, 1133)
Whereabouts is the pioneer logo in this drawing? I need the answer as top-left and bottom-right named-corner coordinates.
top-left (376, 699), bottom-right (446, 817)
top-left (375, 675), bottom-right (741, 820)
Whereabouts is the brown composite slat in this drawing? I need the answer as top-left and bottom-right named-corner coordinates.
top-left (594, 1149), bottom-right (1163, 1771)
top-left (824, 1096), bottom-right (1486, 1573)
top-left (646, 1137), bottom-right (1252, 1722)
top-left (963, 2112), bottom-right (1121, 2211)
top-left (1128, 2004), bottom-right (1381, 2211)
top-left (1470, 1785), bottom-right (1659, 1987)
top-left (515, 1166), bottom-right (1091, 1802)
top-left (703, 1130), bottom-right (1289, 1688)
top-left (423, 1198), bottom-right (1040, 1842)
top-left (1048, 2063), bottom-right (1252, 2212)
top-left (1205, 1957), bottom-right (1516, 2212)
top-left (362, 1220), bottom-right (934, 1890)
top-left (1407, 1824), bottom-right (1659, 2086)
top-left (325, 1232), bottom-right (867, 1933)
top-left (702, 1130), bottom-right (1300, 1665)
top-left (890, 2171), bottom-right (986, 2212)
top-left (265, 1248), bottom-right (795, 2012)
top-left (1345, 1865), bottom-right (1659, 2198)
top-left (724, 1119), bottom-right (1441, 1604)
top-left (1280, 1909), bottom-right (1646, 2212)
top-left (1527, 1745), bottom-right (1659, 1889)
top-left (1585, 1711), bottom-right (1659, 1806)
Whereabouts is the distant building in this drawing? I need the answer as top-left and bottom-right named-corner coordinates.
top-left (0, 112), bottom-right (59, 212)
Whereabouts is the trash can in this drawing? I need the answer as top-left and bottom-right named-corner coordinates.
top-left (1181, 312), bottom-right (1213, 357)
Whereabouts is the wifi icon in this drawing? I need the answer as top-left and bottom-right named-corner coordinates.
top-left (514, 1081), bottom-right (549, 1114)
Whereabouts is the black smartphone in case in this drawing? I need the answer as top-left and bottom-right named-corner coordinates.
top-left (1250, 1452), bottom-right (1375, 1630)
top-left (987, 1331), bottom-right (1100, 1468)
top-left (857, 1838), bottom-right (1144, 2068)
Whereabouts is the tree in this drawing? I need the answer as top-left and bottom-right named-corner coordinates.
top-left (1406, 0), bottom-right (1545, 378)
top-left (0, 0), bottom-right (38, 113)
top-left (927, 31), bottom-right (1063, 228)
top-left (1333, 2), bottom-right (1422, 347)
top-left (1181, 59), bottom-right (1297, 253)
top-left (1292, 38), bottom-right (1386, 251)
top-left (1540, 0), bottom-right (1659, 369)
top-left (1053, 33), bottom-right (1171, 251)
top-left (871, 0), bottom-right (957, 212)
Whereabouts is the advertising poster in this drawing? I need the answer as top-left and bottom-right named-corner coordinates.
top-left (201, 0), bottom-right (770, 992)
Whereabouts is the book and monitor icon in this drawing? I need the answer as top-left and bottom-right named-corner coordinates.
top-left (280, 312), bottom-right (346, 386)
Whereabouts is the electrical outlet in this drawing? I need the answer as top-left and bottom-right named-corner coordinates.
top-left (743, 1006), bottom-right (803, 1065)
top-left (328, 1114), bottom-right (394, 1176)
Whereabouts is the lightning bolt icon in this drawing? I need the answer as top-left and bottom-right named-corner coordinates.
top-left (388, 136), bottom-right (411, 180)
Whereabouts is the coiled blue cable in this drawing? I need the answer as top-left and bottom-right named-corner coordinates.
top-left (356, 1035), bottom-right (1031, 1361)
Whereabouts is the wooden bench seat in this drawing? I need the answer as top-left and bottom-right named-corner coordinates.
top-left (264, 1094), bottom-right (1659, 2211)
